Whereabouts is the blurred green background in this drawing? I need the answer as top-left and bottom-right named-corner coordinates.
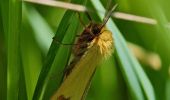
top-left (0, 0), bottom-right (170, 100)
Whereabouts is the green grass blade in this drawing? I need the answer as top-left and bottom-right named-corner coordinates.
top-left (32, 0), bottom-right (85, 99)
top-left (18, 66), bottom-right (28, 100)
top-left (0, 9), bottom-right (7, 100)
top-left (24, 5), bottom-right (53, 53)
top-left (1, 0), bottom-right (22, 100)
top-left (7, 1), bottom-right (22, 100)
top-left (40, 15), bottom-right (79, 100)
top-left (20, 6), bottom-right (44, 99)
top-left (32, 11), bottom-right (74, 100)
top-left (166, 78), bottom-right (170, 100)
top-left (91, 0), bottom-right (155, 100)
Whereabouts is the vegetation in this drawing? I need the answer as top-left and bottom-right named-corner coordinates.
top-left (0, 0), bottom-right (170, 100)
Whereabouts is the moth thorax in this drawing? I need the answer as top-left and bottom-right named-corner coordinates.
top-left (90, 27), bottom-right (114, 59)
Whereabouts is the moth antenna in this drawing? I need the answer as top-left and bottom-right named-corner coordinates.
top-left (100, 4), bottom-right (118, 29)
top-left (53, 37), bottom-right (78, 45)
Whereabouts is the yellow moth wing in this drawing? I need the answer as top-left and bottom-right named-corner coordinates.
top-left (51, 27), bottom-right (114, 100)
top-left (51, 45), bottom-right (102, 100)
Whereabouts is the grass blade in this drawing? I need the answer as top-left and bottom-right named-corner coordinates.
top-left (24, 4), bottom-right (53, 53)
top-left (0, 9), bottom-right (7, 100)
top-left (40, 15), bottom-right (79, 100)
top-left (20, 6), bottom-right (44, 99)
top-left (166, 78), bottom-right (170, 100)
top-left (91, 0), bottom-right (155, 100)
top-left (32, 0), bottom-right (86, 99)
top-left (1, 0), bottom-right (22, 100)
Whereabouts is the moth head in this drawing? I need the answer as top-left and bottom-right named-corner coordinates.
top-left (91, 24), bottom-right (101, 36)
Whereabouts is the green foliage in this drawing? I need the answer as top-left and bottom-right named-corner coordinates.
top-left (0, 0), bottom-right (170, 100)
top-left (1, 0), bottom-right (22, 100)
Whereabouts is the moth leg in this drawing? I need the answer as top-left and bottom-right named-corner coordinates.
top-left (52, 37), bottom-right (78, 45)
top-left (63, 43), bottom-right (88, 79)
top-left (75, 34), bottom-right (81, 37)
top-left (77, 12), bottom-right (86, 28)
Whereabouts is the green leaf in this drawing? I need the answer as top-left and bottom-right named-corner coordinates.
top-left (18, 66), bottom-right (28, 100)
top-left (32, 0), bottom-right (86, 99)
top-left (0, 44), bottom-right (6, 99)
top-left (1, 0), bottom-right (22, 100)
top-left (40, 15), bottom-right (80, 100)
top-left (166, 78), bottom-right (170, 100)
top-left (0, 8), bottom-right (7, 100)
top-left (20, 6), bottom-right (43, 99)
top-left (24, 5), bottom-right (54, 54)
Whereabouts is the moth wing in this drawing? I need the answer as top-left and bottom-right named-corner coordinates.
top-left (51, 44), bottom-right (103, 100)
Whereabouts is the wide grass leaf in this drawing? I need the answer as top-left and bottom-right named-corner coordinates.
top-left (1, 0), bottom-right (22, 100)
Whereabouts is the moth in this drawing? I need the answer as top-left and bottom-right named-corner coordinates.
top-left (51, 4), bottom-right (117, 100)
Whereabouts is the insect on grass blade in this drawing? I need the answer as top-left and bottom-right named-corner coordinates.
top-left (51, 4), bottom-right (117, 100)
